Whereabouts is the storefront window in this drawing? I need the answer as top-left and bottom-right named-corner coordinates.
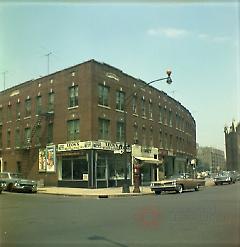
top-left (62, 158), bottom-right (88, 180)
top-left (97, 157), bottom-right (107, 179)
top-left (108, 156), bottom-right (125, 179)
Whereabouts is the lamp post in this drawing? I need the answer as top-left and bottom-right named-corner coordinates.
top-left (122, 70), bottom-right (172, 193)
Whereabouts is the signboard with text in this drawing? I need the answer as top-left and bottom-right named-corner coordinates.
top-left (57, 140), bottom-right (131, 153)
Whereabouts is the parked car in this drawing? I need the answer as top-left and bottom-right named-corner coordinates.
top-left (150, 173), bottom-right (205, 195)
top-left (214, 171), bottom-right (237, 185)
top-left (0, 172), bottom-right (37, 193)
top-left (0, 181), bottom-right (6, 194)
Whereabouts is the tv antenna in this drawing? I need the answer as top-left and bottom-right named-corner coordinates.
top-left (2, 71), bottom-right (8, 90)
top-left (45, 52), bottom-right (52, 75)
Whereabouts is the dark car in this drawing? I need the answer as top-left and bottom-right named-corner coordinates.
top-left (0, 181), bottom-right (6, 194)
top-left (0, 172), bottom-right (37, 193)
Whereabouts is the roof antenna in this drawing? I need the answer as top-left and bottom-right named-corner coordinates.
top-left (45, 52), bottom-right (52, 75)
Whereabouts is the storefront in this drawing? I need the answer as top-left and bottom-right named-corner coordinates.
top-left (38, 141), bottom-right (162, 188)
top-left (56, 140), bottom-right (131, 188)
top-left (132, 145), bottom-right (161, 186)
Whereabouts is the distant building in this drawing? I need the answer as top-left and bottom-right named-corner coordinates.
top-left (197, 146), bottom-right (225, 172)
top-left (224, 121), bottom-right (240, 172)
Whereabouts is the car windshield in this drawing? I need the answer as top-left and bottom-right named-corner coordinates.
top-left (10, 173), bottom-right (22, 179)
top-left (168, 174), bottom-right (184, 179)
top-left (0, 173), bottom-right (9, 179)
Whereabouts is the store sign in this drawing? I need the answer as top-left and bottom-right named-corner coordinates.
top-left (132, 144), bottom-right (158, 159)
top-left (57, 140), bottom-right (130, 152)
top-left (39, 145), bottom-right (56, 172)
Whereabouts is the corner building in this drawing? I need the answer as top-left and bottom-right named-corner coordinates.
top-left (0, 60), bottom-right (196, 188)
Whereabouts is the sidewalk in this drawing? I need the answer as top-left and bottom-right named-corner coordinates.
top-left (38, 179), bottom-right (215, 198)
top-left (37, 186), bottom-right (153, 198)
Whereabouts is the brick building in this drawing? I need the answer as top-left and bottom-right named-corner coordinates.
top-left (0, 59), bottom-right (196, 188)
top-left (197, 146), bottom-right (226, 172)
top-left (224, 121), bottom-right (240, 172)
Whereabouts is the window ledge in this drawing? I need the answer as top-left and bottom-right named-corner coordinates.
top-left (68, 106), bottom-right (79, 110)
top-left (98, 104), bottom-right (111, 110)
top-left (115, 109), bottom-right (124, 113)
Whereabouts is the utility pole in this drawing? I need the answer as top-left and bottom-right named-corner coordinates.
top-left (45, 52), bottom-right (52, 75)
top-left (2, 71), bottom-right (7, 90)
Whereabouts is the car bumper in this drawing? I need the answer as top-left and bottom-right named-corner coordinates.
top-left (151, 185), bottom-right (177, 192)
top-left (13, 185), bottom-right (38, 192)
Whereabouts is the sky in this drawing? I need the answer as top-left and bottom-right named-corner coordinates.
top-left (0, 1), bottom-right (239, 151)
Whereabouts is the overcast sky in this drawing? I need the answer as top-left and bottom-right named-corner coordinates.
top-left (0, 1), bottom-right (239, 151)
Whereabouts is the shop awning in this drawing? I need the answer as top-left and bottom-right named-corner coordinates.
top-left (134, 156), bottom-right (162, 164)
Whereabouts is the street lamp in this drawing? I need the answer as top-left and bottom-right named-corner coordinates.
top-left (122, 70), bottom-right (173, 193)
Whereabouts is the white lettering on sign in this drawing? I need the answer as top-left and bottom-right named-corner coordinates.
top-left (57, 140), bottom-right (130, 152)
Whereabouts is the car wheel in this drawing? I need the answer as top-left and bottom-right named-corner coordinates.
top-left (7, 183), bottom-right (14, 192)
top-left (155, 190), bottom-right (161, 195)
top-left (195, 184), bottom-right (200, 191)
top-left (176, 185), bottom-right (183, 193)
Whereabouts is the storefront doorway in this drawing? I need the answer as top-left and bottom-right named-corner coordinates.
top-left (141, 164), bottom-right (157, 185)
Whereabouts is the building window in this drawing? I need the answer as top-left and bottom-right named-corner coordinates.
top-left (0, 108), bottom-right (2, 124)
top-left (133, 125), bottom-right (138, 144)
top-left (98, 84), bottom-right (109, 107)
top-left (141, 98), bottom-right (146, 117)
top-left (142, 127), bottom-right (146, 146)
top-left (164, 107), bottom-right (167, 125)
top-left (62, 158), bottom-right (88, 180)
top-left (169, 110), bottom-right (173, 127)
top-left (149, 101), bottom-right (153, 119)
top-left (36, 96), bottom-right (42, 115)
top-left (67, 119), bottom-right (79, 141)
top-left (15, 128), bottom-right (21, 148)
top-left (169, 134), bottom-right (173, 150)
top-left (159, 131), bottom-right (163, 148)
top-left (116, 121), bottom-right (125, 143)
top-left (0, 126), bottom-right (2, 148)
top-left (7, 105), bottom-right (12, 121)
top-left (7, 129), bottom-right (11, 148)
top-left (164, 133), bottom-right (168, 149)
top-left (150, 129), bottom-right (154, 147)
top-left (25, 98), bottom-right (31, 117)
top-left (69, 85), bottom-right (79, 107)
top-left (159, 106), bottom-right (163, 123)
top-left (48, 92), bottom-right (54, 112)
top-left (132, 95), bottom-right (137, 114)
top-left (47, 123), bottom-right (53, 143)
top-left (35, 125), bottom-right (41, 145)
top-left (16, 102), bottom-right (21, 120)
top-left (116, 91), bottom-right (125, 111)
top-left (24, 127), bottom-right (31, 146)
top-left (98, 118), bottom-right (110, 140)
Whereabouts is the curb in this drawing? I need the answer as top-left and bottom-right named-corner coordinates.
top-left (37, 190), bottom-right (154, 198)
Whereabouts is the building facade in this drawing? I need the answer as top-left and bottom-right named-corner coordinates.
top-left (0, 60), bottom-right (196, 188)
top-left (224, 121), bottom-right (240, 172)
top-left (197, 146), bottom-right (226, 172)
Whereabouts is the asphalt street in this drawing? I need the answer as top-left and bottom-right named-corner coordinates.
top-left (0, 183), bottom-right (240, 247)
